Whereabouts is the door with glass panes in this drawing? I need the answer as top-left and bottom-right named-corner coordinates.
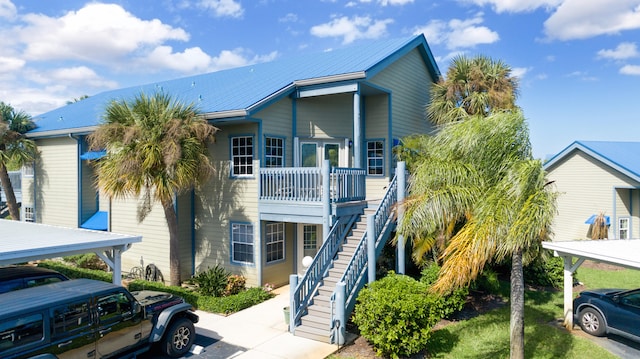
top-left (297, 224), bottom-right (321, 275)
top-left (299, 141), bottom-right (345, 168)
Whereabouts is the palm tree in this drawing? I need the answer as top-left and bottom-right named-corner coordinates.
top-left (0, 102), bottom-right (37, 220)
top-left (427, 55), bottom-right (519, 125)
top-left (88, 92), bottom-right (219, 286)
top-left (398, 112), bottom-right (557, 359)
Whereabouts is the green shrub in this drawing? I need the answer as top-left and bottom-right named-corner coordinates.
top-left (63, 253), bottom-right (107, 270)
top-left (225, 274), bottom-right (246, 296)
top-left (127, 280), bottom-right (200, 308)
top-left (193, 265), bottom-right (230, 297)
top-left (472, 268), bottom-right (501, 294)
top-left (353, 272), bottom-right (441, 358)
top-left (38, 261), bottom-right (112, 282)
top-left (199, 287), bottom-right (274, 314)
top-left (420, 262), bottom-right (468, 319)
top-left (523, 256), bottom-right (564, 289)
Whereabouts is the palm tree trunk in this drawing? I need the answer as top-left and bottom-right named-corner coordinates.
top-left (162, 198), bottom-right (181, 286)
top-left (510, 248), bottom-right (525, 359)
top-left (0, 162), bottom-right (20, 220)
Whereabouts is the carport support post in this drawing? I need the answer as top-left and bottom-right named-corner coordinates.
top-left (562, 255), bottom-right (584, 330)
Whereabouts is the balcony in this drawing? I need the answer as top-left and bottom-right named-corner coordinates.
top-left (258, 165), bottom-right (367, 222)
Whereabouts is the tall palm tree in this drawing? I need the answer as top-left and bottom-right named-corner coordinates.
top-left (0, 102), bottom-right (37, 220)
top-left (427, 54), bottom-right (519, 125)
top-left (88, 92), bottom-right (219, 286)
top-left (398, 112), bottom-right (557, 359)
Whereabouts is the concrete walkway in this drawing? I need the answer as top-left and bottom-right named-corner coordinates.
top-left (193, 286), bottom-right (339, 359)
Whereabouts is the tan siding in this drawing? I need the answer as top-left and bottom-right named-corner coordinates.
top-left (80, 161), bottom-right (98, 222)
top-left (547, 151), bottom-right (640, 241)
top-left (34, 137), bottom-right (78, 227)
top-left (256, 97), bottom-right (294, 166)
top-left (369, 48), bottom-right (434, 139)
top-left (194, 123), bottom-right (260, 286)
top-left (366, 177), bottom-right (391, 201)
top-left (177, 192), bottom-right (194, 278)
top-left (296, 94), bottom-right (353, 139)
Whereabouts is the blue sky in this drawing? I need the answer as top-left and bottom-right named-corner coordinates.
top-left (1, 0), bottom-right (640, 158)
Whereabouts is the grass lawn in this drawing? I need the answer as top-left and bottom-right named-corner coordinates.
top-left (331, 261), bottom-right (640, 358)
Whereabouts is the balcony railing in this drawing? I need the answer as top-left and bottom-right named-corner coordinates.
top-left (259, 166), bottom-right (366, 203)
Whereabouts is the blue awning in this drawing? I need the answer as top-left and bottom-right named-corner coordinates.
top-left (80, 211), bottom-right (108, 231)
top-left (585, 214), bottom-right (610, 225)
top-left (80, 150), bottom-right (106, 160)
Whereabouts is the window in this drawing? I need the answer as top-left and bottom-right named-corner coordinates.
top-left (367, 140), bottom-right (384, 175)
top-left (0, 313), bottom-right (44, 350)
top-left (24, 207), bottom-right (35, 222)
top-left (97, 292), bottom-right (133, 323)
top-left (52, 301), bottom-right (90, 336)
top-left (265, 137), bottom-right (284, 168)
top-left (231, 223), bottom-right (254, 264)
top-left (619, 218), bottom-right (629, 239)
top-left (265, 222), bottom-right (285, 263)
top-left (303, 225), bottom-right (318, 257)
top-left (22, 162), bottom-right (34, 177)
top-left (231, 136), bottom-right (253, 176)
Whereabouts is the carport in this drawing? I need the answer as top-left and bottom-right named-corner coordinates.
top-left (542, 239), bottom-right (640, 330)
top-left (0, 220), bottom-right (141, 285)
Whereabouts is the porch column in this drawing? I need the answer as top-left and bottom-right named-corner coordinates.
top-left (397, 161), bottom-right (406, 274)
top-left (322, 160), bottom-right (331, 240)
top-left (353, 92), bottom-right (362, 169)
top-left (562, 255), bottom-right (584, 330)
top-left (367, 214), bottom-right (376, 283)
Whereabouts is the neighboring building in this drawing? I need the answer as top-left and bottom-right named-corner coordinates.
top-left (544, 141), bottom-right (640, 241)
top-left (22, 34), bottom-right (439, 288)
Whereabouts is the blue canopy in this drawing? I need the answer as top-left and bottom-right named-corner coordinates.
top-left (80, 211), bottom-right (108, 231)
top-left (80, 150), bottom-right (106, 160)
top-left (585, 214), bottom-right (610, 225)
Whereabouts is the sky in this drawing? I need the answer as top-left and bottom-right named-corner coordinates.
top-left (1, 0), bottom-right (640, 159)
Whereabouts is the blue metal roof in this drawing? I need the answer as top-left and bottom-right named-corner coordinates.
top-left (29, 34), bottom-right (439, 136)
top-left (544, 140), bottom-right (640, 181)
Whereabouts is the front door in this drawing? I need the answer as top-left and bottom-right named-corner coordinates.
top-left (299, 140), bottom-right (345, 168)
top-left (297, 224), bottom-right (321, 275)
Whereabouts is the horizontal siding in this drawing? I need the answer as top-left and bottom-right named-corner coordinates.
top-left (366, 177), bottom-right (391, 201)
top-left (80, 161), bottom-right (98, 222)
top-left (296, 94), bottom-right (353, 139)
top-left (257, 97), bottom-right (294, 166)
top-left (262, 222), bottom-right (294, 287)
top-left (34, 137), bottom-right (78, 227)
top-left (547, 151), bottom-right (640, 241)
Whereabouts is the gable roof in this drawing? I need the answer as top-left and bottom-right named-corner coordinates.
top-left (28, 34), bottom-right (439, 138)
top-left (544, 140), bottom-right (640, 182)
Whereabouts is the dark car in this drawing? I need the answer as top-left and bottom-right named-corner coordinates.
top-left (0, 265), bottom-right (68, 294)
top-left (0, 278), bottom-right (198, 358)
top-left (573, 288), bottom-right (640, 342)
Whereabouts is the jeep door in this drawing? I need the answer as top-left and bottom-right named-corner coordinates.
top-left (49, 298), bottom-right (96, 359)
top-left (95, 290), bottom-right (143, 358)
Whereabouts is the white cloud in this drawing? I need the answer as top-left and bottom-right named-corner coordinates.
top-left (197, 0), bottom-right (244, 18)
top-left (0, 56), bottom-right (25, 73)
top-left (379, 0), bottom-right (414, 5)
top-left (461, 0), bottom-right (562, 13)
top-left (597, 42), bottom-right (639, 60)
top-left (544, 0), bottom-right (640, 40)
top-left (19, 3), bottom-right (189, 64)
top-left (311, 16), bottom-right (393, 44)
top-left (48, 66), bottom-right (118, 88)
top-left (141, 46), bottom-right (213, 73)
top-left (0, 0), bottom-right (16, 20)
top-left (210, 49), bottom-right (278, 71)
top-left (620, 64), bottom-right (640, 75)
top-left (511, 67), bottom-right (530, 79)
top-left (413, 14), bottom-right (499, 49)
top-left (279, 13), bottom-right (298, 22)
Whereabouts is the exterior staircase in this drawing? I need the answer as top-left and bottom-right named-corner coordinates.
top-left (294, 204), bottom-right (378, 342)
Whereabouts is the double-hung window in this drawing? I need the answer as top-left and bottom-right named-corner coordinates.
top-left (265, 137), bottom-right (284, 168)
top-left (265, 222), bottom-right (285, 263)
top-left (231, 136), bottom-right (253, 176)
top-left (231, 223), bottom-right (254, 264)
top-left (24, 207), bottom-right (35, 222)
top-left (366, 140), bottom-right (384, 175)
top-left (619, 217), bottom-right (629, 239)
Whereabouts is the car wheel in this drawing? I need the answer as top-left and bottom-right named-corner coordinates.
top-left (579, 307), bottom-right (606, 337)
top-left (160, 317), bottom-right (195, 357)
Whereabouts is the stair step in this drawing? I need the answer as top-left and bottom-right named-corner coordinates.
top-left (294, 325), bottom-right (331, 343)
top-left (313, 294), bottom-right (332, 305)
top-left (308, 305), bottom-right (331, 316)
top-left (301, 314), bottom-right (332, 329)
top-left (318, 286), bottom-right (335, 296)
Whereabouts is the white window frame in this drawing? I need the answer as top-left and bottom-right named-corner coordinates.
top-left (22, 162), bottom-right (34, 177)
top-left (265, 136), bottom-right (284, 168)
top-left (619, 217), bottom-right (629, 239)
top-left (231, 136), bottom-right (254, 177)
top-left (231, 223), bottom-right (254, 265)
top-left (366, 140), bottom-right (384, 176)
top-left (24, 206), bottom-right (35, 222)
top-left (265, 222), bottom-right (285, 263)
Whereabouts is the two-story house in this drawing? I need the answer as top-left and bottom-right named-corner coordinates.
top-left (22, 34), bottom-right (440, 343)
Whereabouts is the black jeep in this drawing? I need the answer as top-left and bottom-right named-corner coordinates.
top-left (0, 278), bottom-right (199, 358)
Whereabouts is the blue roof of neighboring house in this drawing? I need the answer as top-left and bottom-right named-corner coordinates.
top-left (28, 34), bottom-right (439, 137)
top-left (544, 140), bottom-right (640, 181)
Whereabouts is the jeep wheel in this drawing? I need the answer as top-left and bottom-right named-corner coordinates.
top-left (161, 317), bottom-right (195, 357)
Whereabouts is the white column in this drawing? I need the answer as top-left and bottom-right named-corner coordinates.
top-left (353, 92), bottom-right (362, 169)
top-left (397, 161), bottom-right (406, 274)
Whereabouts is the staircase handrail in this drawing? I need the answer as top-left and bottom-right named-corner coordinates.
top-left (291, 214), bottom-right (358, 328)
top-left (331, 174), bottom-right (398, 327)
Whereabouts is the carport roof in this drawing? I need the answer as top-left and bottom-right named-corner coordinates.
top-left (542, 239), bottom-right (640, 270)
top-left (0, 220), bottom-right (141, 266)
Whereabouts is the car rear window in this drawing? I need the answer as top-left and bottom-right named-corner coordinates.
top-left (0, 313), bottom-right (44, 352)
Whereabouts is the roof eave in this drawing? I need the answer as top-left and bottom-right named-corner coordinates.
top-left (26, 126), bottom-right (98, 139)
